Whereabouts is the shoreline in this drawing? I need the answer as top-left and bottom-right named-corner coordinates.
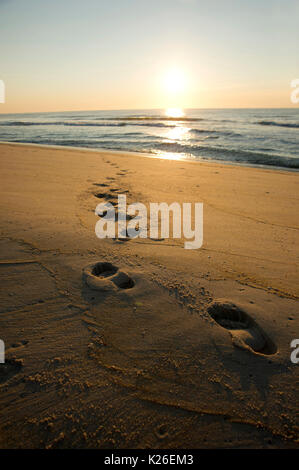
top-left (1, 141), bottom-right (298, 173)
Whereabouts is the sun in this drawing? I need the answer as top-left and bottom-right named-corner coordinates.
top-left (163, 68), bottom-right (186, 94)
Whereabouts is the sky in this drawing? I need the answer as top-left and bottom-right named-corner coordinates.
top-left (0, 0), bottom-right (299, 113)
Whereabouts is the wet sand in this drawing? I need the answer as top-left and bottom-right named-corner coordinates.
top-left (0, 142), bottom-right (298, 448)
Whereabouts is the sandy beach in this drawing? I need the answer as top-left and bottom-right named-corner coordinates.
top-left (0, 142), bottom-right (298, 448)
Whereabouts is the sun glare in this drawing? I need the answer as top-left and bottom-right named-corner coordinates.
top-left (165, 125), bottom-right (189, 141)
top-left (163, 69), bottom-right (186, 94)
top-left (165, 107), bottom-right (185, 118)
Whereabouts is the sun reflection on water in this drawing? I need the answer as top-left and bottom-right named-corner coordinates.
top-left (154, 151), bottom-right (184, 161)
top-left (165, 107), bottom-right (185, 119)
top-left (165, 126), bottom-right (190, 141)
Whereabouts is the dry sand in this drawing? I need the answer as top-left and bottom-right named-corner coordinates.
top-left (0, 142), bottom-right (298, 448)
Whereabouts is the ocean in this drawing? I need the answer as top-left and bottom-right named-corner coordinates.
top-left (0, 108), bottom-right (298, 170)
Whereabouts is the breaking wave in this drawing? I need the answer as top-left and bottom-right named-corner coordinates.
top-left (256, 120), bottom-right (299, 129)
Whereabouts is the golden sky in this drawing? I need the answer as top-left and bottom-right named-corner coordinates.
top-left (0, 0), bottom-right (298, 113)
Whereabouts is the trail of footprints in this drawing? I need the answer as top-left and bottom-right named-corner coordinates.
top-left (0, 163), bottom-right (278, 390)
top-left (93, 159), bottom-right (166, 243)
top-left (93, 169), bottom-right (133, 241)
top-left (89, 162), bottom-right (277, 357)
top-left (93, 162), bottom-right (147, 242)
top-left (82, 260), bottom-right (277, 357)
top-left (92, 180), bottom-right (164, 243)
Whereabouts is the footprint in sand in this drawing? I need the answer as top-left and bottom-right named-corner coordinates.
top-left (155, 424), bottom-right (168, 440)
top-left (93, 184), bottom-right (129, 195)
top-left (93, 183), bottom-right (109, 188)
top-left (113, 227), bottom-right (134, 242)
top-left (94, 192), bottom-right (117, 201)
top-left (98, 209), bottom-right (135, 222)
top-left (83, 262), bottom-right (135, 292)
top-left (207, 300), bottom-right (277, 356)
top-left (95, 200), bottom-right (134, 222)
top-left (94, 192), bottom-right (120, 208)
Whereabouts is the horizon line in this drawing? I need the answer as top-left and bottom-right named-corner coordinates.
top-left (0, 106), bottom-right (299, 115)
